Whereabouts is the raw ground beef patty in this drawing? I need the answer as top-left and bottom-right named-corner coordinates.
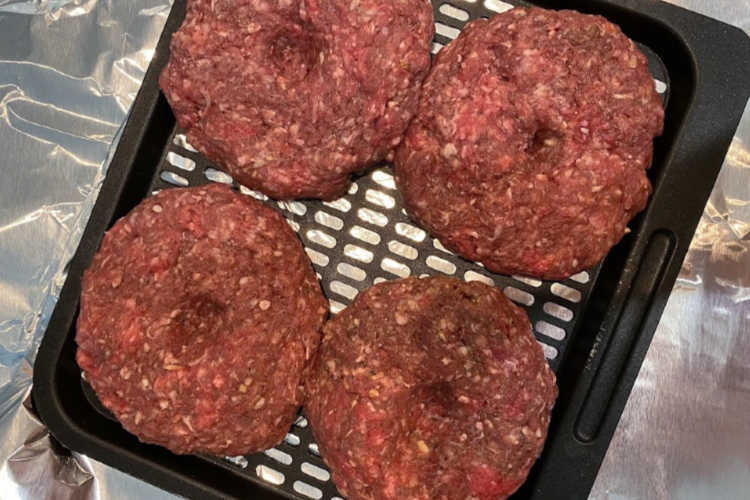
top-left (159, 0), bottom-right (433, 200)
top-left (306, 277), bottom-right (557, 500)
top-left (76, 184), bottom-right (327, 456)
top-left (395, 7), bottom-right (664, 279)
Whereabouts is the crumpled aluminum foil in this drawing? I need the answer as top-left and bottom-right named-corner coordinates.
top-left (0, 0), bottom-right (748, 499)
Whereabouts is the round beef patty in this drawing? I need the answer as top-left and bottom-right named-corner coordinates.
top-left (395, 7), bottom-right (664, 279)
top-left (76, 184), bottom-right (327, 456)
top-left (159, 0), bottom-right (433, 200)
top-left (306, 277), bottom-right (557, 500)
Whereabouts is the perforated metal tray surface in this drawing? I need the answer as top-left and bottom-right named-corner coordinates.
top-left (33, 0), bottom-right (750, 499)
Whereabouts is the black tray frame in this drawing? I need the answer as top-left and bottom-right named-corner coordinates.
top-left (33, 0), bottom-right (750, 499)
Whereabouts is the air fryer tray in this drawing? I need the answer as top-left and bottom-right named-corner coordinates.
top-left (32, 0), bottom-right (750, 499)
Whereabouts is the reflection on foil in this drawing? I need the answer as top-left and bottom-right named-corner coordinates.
top-left (0, 0), bottom-right (173, 498)
top-left (0, 391), bottom-right (178, 499)
top-left (0, 395), bottom-right (96, 500)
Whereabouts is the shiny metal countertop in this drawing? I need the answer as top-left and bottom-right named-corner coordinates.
top-left (0, 0), bottom-right (748, 499)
